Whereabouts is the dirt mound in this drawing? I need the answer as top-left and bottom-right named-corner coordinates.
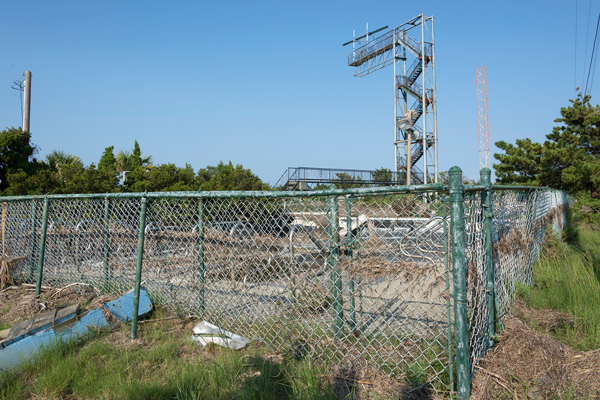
top-left (471, 316), bottom-right (600, 399)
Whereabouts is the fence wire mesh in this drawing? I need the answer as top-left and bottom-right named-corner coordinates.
top-left (462, 191), bottom-right (489, 375)
top-left (0, 183), bottom-right (569, 396)
top-left (461, 187), bottom-right (569, 389)
top-left (490, 190), bottom-right (568, 326)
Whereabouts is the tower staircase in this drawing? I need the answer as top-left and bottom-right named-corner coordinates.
top-left (344, 16), bottom-right (437, 186)
top-left (394, 31), bottom-right (433, 183)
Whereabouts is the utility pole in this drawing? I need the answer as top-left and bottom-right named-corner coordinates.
top-left (23, 70), bottom-right (31, 132)
top-left (476, 66), bottom-right (490, 169)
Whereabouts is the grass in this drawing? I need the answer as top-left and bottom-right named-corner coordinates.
top-left (0, 302), bottom-right (456, 399)
top-left (0, 308), bottom-right (343, 400)
top-left (517, 224), bottom-right (600, 351)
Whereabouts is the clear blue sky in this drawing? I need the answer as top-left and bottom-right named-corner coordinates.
top-left (1, 0), bottom-right (597, 184)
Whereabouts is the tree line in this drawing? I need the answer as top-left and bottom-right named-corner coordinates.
top-left (493, 94), bottom-right (600, 223)
top-left (0, 128), bottom-right (268, 195)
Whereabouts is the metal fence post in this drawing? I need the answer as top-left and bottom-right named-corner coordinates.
top-left (35, 196), bottom-right (50, 297)
top-left (2, 203), bottom-right (6, 256)
top-left (29, 199), bottom-right (37, 280)
top-left (345, 195), bottom-right (356, 332)
top-left (103, 196), bottom-right (111, 290)
top-left (449, 166), bottom-right (470, 399)
top-left (443, 196), bottom-right (455, 393)
top-left (328, 194), bottom-right (343, 338)
top-left (198, 197), bottom-right (205, 317)
top-left (131, 196), bottom-right (148, 339)
top-left (480, 168), bottom-right (496, 347)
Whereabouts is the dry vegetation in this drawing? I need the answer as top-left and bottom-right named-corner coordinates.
top-left (472, 310), bottom-right (600, 399)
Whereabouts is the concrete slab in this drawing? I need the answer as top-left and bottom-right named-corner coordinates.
top-left (55, 304), bottom-right (80, 325)
top-left (5, 317), bottom-right (35, 343)
top-left (30, 309), bottom-right (57, 335)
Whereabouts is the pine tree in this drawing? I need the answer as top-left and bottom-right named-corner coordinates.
top-left (98, 146), bottom-right (117, 173)
top-left (493, 139), bottom-right (543, 185)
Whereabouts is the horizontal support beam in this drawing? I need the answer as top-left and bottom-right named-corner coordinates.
top-left (0, 183), bottom-right (448, 202)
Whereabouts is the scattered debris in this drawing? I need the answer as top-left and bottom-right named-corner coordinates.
top-left (0, 256), bottom-right (26, 289)
top-left (137, 316), bottom-right (182, 324)
top-left (0, 287), bottom-right (153, 373)
top-left (1, 304), bottom-right (80, 348)
top-left (49, 282), bottom-right (101, 299)
top-left (339, 214), bottom-right (368, 237)
top-left (323, 373), bottom-right (372, 385)
top-left (191, 321), bottom-right (251, 350)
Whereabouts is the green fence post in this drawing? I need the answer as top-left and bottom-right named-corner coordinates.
top-left (443, 196), bottom-right (455, 393)
top-left (35, 196), bottom-right (50, 297)
top-left (328, 194), bottom-right (343, 338)
top-left (198, 197), bottom-right (205, 317)
top-left (103, 196), bottom-right (111, 290)
top-left (480, 168), bottom-right (496, 347)
top-left (131, 197), bottom-right (148, 339)
top-left (345, 195), bottom-right (356, 332)
top-left (29, 199), bottom-right (37, 280)
top-left (449, 166), bottom-right (470, 399)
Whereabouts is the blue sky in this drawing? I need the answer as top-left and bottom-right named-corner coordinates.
top-left (1, 0), bottom-right (597, 184)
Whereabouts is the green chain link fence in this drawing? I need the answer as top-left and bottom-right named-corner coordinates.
top-left (0, 167), bottom-right (568, 398)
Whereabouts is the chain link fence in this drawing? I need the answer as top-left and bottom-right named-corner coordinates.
top-left (491, 189), bottom-right (570, 330)
top-left (0, 168), bottom-right (569, 398)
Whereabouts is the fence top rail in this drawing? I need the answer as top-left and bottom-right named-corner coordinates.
top-left (0, 183), bottom-right (449, 202)
top-left (463, 185), bottom-right (486, 193)
top-left (465, 185), bottom-right (553, 192)
top-left (0, 184), bottom-right (558, 203)
top-left (491, 185), bottom-right (551, 191)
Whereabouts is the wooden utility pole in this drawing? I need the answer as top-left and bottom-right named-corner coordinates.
top-left (23, 70), bottom-right (31, 132)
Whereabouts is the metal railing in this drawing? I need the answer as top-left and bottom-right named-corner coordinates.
top-left (396, 28), bottom-right (424, 56)
top-left (397, 76), bottom-right (433, 101)
top-left (407, 57), bottom-right (423, 83)
top-left (0, 167), bottom-right (568, 398)
top-left (273, 167), bottom-right (404, 188)
top-left (347, 28), bottom-right (431, 67)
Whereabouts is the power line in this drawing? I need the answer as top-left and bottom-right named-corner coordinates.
top-left (575, 0), bottom-right (578, 91)
top-left (591, 40), bottom-right (599, 93)
top-left (584, 11), bottom-right (600, 95)
top-left (10, 79), bottom-right (24, 122)
top-left (583, 0), bottom-right (592, 84)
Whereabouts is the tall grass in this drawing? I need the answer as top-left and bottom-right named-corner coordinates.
top-left (518, 226), bottom-right (600, 350)
top-left (0, 308), bottom-right (340, 400)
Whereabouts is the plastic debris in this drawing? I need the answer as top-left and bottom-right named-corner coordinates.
top-left (0, 287), bottom-right (153, 372)
top-left (191, 321), bottom-right (250, 350)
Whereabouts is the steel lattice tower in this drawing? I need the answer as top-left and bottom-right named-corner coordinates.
top-left (345, 14), bottom-right (437, 184)
top-left (476, 66), bottom-right (490, 169)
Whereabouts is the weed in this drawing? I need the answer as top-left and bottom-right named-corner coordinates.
top-left (518, 226), bottom-right (600, 350)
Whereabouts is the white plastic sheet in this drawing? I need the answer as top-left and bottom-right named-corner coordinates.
top-left (191, 321), bottom-right (250, 350)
